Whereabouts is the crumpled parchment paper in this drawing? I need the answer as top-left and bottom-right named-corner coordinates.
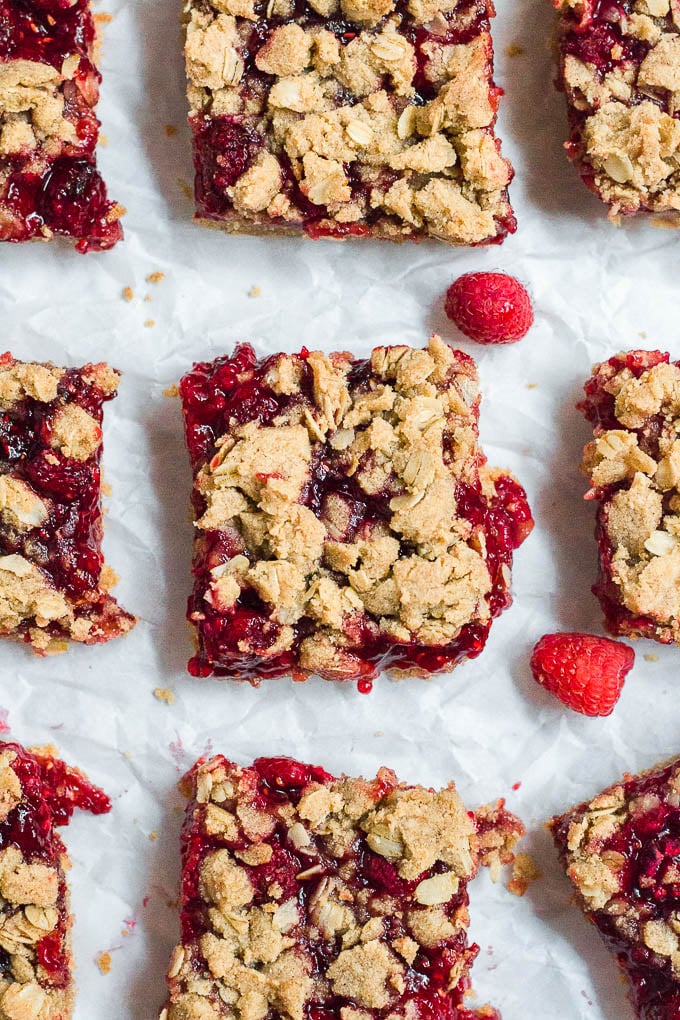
top-left (1, 0), bottom-right (679, 1016)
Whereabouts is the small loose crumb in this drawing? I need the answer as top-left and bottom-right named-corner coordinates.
top-left (375, 730), bottom-right (383, 737)
top-left (96, 952), bottom-right (112, 975)
top-left (507, 852), bottom-right (541, 897)
top-left (94, 12), bottom-right (113, 24)
top-left (639, 331), bottom-right (648, 339)
top-left (154, 687), bottom-right (175, 705)
top-left (506, 42), bottom-right (524, 56)
top-left (149, 831), bottom-right (159, 842)
top-left (147, 272), bottom-right (165, 284)
top-left (165, 125), bottom-right (178, 137)
top-left (101, 481), bottom-right (113, 497)
top-left (144, 294), bottom-right (151, 302)
top-left (144, 319), bottom-right (155, 328)
top-left (526, 382), bottom-right (537, 389)
top-left (248, 285), bottom-right (261, 298)
top-left (122, 286), bottom-right (134, 302)
top-left (99, 134), bottom-right (108, 147)
top-left (178, 178), bottom-right (192, 199)
top-left (644, 653), bottom-right (659, 662)
top-left (163, 384), bottom-right (179, 398)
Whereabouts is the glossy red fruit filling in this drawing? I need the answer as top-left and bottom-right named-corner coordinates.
top-left (180, 345), bottom-right (533, 686)
top-left (0, 3), bottom-right (121, 251)
top-left (0, 0), bottom-right (95, 67)
top-left (0, 359), bottom-right (116, 629)
top-left (179, 757), bottom-right (490, 1020)
top-left (0, 742), bottom-right (110, 986)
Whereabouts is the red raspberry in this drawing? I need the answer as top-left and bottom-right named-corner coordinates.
top-left (530, 633), bottom-right (634, 717)
top-left (445, 271), bottom-right (533, 344)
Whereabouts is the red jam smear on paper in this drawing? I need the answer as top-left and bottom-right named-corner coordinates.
top-left (180, 756), bottom-right (491, 1020)
top-left (180, 344), bottom-right (533, 686)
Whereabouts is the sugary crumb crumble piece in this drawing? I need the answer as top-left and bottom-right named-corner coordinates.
top-left (0, 354), bottom-right (136, 655)
top-left (550, 0), bottom-right (680, 221)
top-left (179, 338), bottom-right (533, 687)
top-left (579, 350), bottom-right (680, 645)
top-left (183, 0), bottom-right (515, 245)
top-left (552, 755), bottom-right (680, 1019)
top-left (0, 0), bottom-right (123, 251)
top-left (0, 740), bottom-right (110, 1018)
top-left (161, 755), bottom-right (525, 1020)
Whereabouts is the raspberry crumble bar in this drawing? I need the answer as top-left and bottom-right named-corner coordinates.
top-left (0, 355), bottom-right (135, 654)
top-left (0, 0), bottom-right (123, 251)
top-left (551, 755), bottom-right (680, 1020)
top-left (160, 755), bottom-right (524, 1020)
top-left (580, 350), bottom-right (680, 645)
top-left (551, 0), bottom-right (680, 221)
top-left (184, 0), bottom-right (515, 243)
top-left (180, 337), bottom-right (533, 686)
top-left (0, 740), bottom-right (110, 1018)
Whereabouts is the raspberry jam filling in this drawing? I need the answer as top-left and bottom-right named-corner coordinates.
top-left (0, 742), bottom-right (110, 987)
top-left (579, 351), bottom-right (675, 642)
top-left (0, 1), bottom-right (122, 251)
top-left (181, 344), bottom-right (533, 687)
top-left (179, 756), bottom-right (492, 1020)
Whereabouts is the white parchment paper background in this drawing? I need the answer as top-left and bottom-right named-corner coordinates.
top-left (2, 0), bottom-right (680, 1015)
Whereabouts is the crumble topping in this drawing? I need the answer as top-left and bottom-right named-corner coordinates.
top-left (184, 0), bottom-right (514, 244)
top-left (0, 743), bottom-right (110, 1020)
top-left (186, 338), bottom-right (527, 680)
top-left (581, 354), bottom-right (680, 642)
top-left (0, 357), bottom-right (134, 654)
top-left (162, 757), bottom-right (525, 1020)
top-left (0, 58), bottom-right (79, 159)
top-left (552, 0), bottom-right (680, 217)
top-left (552, 756), bottom-right (680, 1009)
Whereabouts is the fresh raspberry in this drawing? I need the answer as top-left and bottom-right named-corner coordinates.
top-left (445, 271), bottom-right (533, 344)
top-left (530, 632), bottom-right (634, 717)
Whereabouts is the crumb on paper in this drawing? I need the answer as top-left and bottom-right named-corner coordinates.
top-left (526, 383), bottom-right (537, 390)
top-left (507, 852), bottom-right (541, 897)
top-left (144, 294), bottom-right (151, 303)
top-left (163, 384), bottom-right (179, 398)
top-left (154, 687), bottom-right (175, 705)
top-left (644, 653), bottom-right (659, 662)
top-left (99, 134), bottom-right (108, 147)
top-left (639, 331), bottom-right (648, 339)
top-left (147, 272), bottom-right (165, 284)
top-left (101, 481), bottom-right (113, 496)
top-left (375, 730), bottom-right (383, 737)
top-left (149, 831), bottom-right (159, 842)
top-left (144, 320), bottom-right (155, 328)
top-left (248, 285), bottom-right (261, 298)
top-left (165, 125), bottom-right (178, 137)
top-left (96, 952), bottom-right (112, 975)
top-left (94, 12), bottom-right (113, 24)
top-left (178, 178), bottom-right (192, 200)
top-left (123, 751), bottom-right (131, 759)
top-left (100, 564), bottom-right (119, 591)
top-left (123, 286), bottom-right (134, 302)
top-left (506, 42), bottom-right (524, 56)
